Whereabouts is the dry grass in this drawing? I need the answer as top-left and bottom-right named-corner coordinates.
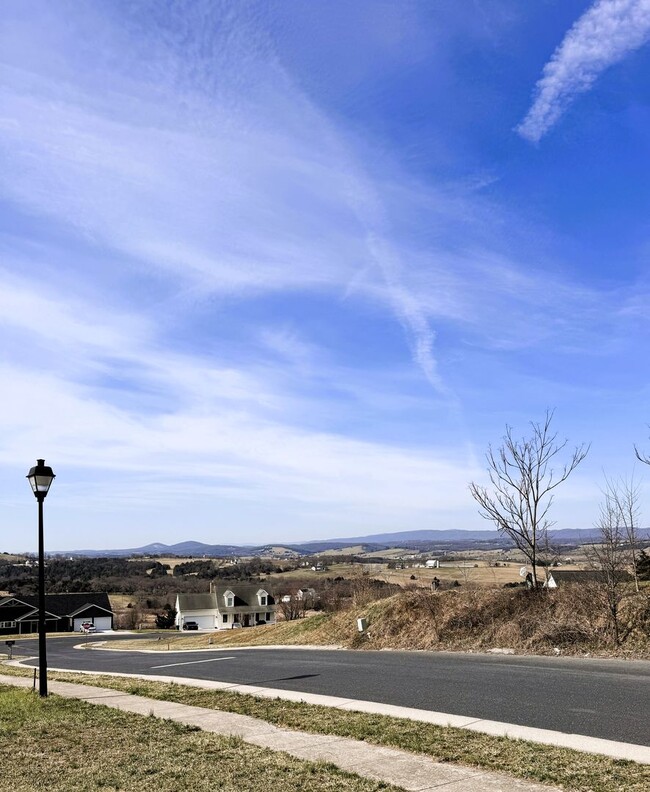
top-left (356, 587), bottom-right (650, 656)
top-left (108, 613), bottom-right (337, 651)
top-left (0, 684), bottom-right (401, 792)
top-left (377, 563), bottom-right (522, 587)
top-left (108, 592), bottom-right (135, 610)
top-left (108, 585), bottom-right (650, 657)
top-left (1, 668), bottom-right (648, 792)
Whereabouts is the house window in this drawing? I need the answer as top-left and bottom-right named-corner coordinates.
top-left (0, 621), bottom-right (16, 629)
top-left (260, 595), bottom-right (267, 606)
top-left (224, 592), bottom-right (234, 608)
top-left (266, 612), bottom-right (271, 621)
top-left (222, 614), bottom-right (228, 623)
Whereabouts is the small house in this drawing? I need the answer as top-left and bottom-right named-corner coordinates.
top-left (175, 583), bottom-right (276, 630)
top-left (0, 592), bottom-right (114, 635)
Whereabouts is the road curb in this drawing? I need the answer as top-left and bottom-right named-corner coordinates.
top-left (0, 673), bottom-right (565, 792)
top-left (8, 660), bottom-right (649, 764)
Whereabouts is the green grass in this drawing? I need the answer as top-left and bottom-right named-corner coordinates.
top-left (1, 665), bottom-right (648, 792)
top-left (0, 685), bottom-right (401, 792)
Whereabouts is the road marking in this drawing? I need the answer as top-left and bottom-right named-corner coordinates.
top-left (151, 656), bottom-right (236, 669)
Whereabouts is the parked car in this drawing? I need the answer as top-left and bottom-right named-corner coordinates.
top-left (182, 621), bottom-right (199, 630)
top-left (79, 623), bottom-right (96, 634)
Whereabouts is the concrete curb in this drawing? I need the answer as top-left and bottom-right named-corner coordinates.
top-left (0, 673), bottom-right (564, 792)
top-left (83, 641), bottom-right (343, 654)
top-left (6, 659), bottom-right (650, 764)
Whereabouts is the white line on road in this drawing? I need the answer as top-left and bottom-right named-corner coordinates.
top-left (151, 657), bottom-right (236, 669)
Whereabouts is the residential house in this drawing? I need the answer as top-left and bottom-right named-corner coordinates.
top-left (175, 583), bottom-right (276, 630)
top-left (280, 587), bottom-right (317, 605)
top-left (545, 569), bottom-right (632, 588)
top-left (0, 592), bottom-right (114, 635)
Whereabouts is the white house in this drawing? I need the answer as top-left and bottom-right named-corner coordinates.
top-left (175, 583), bottom-right (276, 630)
top-left (281, 587), bottom-right (317, 605)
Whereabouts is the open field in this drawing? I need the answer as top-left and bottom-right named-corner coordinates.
top-left (0, 684), bottom-right (398, 792)
top-left (108, 593), bottom-right (135, 609)
top-left (376, 562), bottom-right (583, 588)
top-left (1, 666), bottom-right (648, 792)
top-left (315, 546), bottom-right (366, 556)
top-left (269, 560), bottom-right (586, 589)
top-left (357, 547), bottom-right (412, 559)
top-left (272, 563), bottom-right (358, 581)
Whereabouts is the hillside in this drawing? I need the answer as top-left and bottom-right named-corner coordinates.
top-left (109, 585), bottom-right (650, 658)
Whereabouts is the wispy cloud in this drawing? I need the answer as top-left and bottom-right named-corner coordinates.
top-left (0, 274), bottom-right (480, 548)
top-left (1, 1), bottom-right (645, 549)
top-left (517, 0), bottom-right (650, 142)
top-left (0, 2), bottom-right (453, 397)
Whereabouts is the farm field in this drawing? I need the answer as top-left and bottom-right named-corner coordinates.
top-left (268, 560), bottom-right (586, 589)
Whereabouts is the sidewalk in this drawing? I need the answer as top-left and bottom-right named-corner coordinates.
top-left (0, 673), bottom-right (561, 792)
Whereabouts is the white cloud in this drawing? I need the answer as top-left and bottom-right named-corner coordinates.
top-left (1, 2), bottom-right (644, 549)
top-left (0, 4), bottom-right (451, 395)
top-left (517, 0), bottom-right (650, 142)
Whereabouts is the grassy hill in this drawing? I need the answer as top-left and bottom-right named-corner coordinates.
top-left (110, 585), bottom-right (650, 657)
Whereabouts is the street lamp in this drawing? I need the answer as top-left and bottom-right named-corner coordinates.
top-left (26, 459), bottom-right (55, 697)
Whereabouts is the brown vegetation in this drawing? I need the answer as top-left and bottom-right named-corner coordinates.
top-left (352, 586), bottom-right (650, 655)
top-left (108, 584), bottom-right (650, 658)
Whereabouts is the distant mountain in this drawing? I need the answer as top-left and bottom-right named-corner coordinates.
top-left (51, 526), bottom-right (649, 558)
top-left (302, 529), bottom-right (500, 545)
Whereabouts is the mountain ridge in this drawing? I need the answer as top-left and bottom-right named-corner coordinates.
top-left (49, 527), bottom-right (650, 558)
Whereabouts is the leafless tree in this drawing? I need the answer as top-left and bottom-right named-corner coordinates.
top-left (279, 594), bottom-right (305, 621)
top-left (587, 486), bottom-right (634, 645)
top-left (602, 475), bottom-right (642, 593)
top-left (469, 411), bottom-right (589, 589)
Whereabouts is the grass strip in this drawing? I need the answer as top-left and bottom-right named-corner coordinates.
top-left (0, 684), bottom-right (400, 792)
top-left (2, 664), bottom-right (649, 792)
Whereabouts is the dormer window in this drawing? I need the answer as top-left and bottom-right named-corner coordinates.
top-left (224, 590), bottom-right (235, 608)
top-left (257, 589), bottom-right (268, 606)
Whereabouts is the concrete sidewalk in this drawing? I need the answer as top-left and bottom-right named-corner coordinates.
top-left (0, 673), bottom-right (561, 792)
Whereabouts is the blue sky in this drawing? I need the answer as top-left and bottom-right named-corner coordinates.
top-left (2, 0), bottom-right (650, 552)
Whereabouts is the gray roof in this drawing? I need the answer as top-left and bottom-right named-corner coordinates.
top-left (550, 569), bottom-right (632, 583)
top-left (177, 584), bottom-right (275, 611)
top-left (176, 593), bottom-right (217, 610)
top-left (0, 592), bottom-right (112, 617)
top-left (212, 583), bottom-right (275, 606)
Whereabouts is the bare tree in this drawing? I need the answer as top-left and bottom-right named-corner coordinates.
top-left (602, 475), bottom-right (642, 593)
top-left (469, 411), bottom-right (588, 588)
top-left (279, 594), bottom-right (305, 621)
top-left (587, 486), bottom-right (633, 645)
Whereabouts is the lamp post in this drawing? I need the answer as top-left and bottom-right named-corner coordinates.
top-left (26, 459), bottom-right (55, 697)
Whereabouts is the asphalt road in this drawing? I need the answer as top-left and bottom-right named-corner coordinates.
top-left (9, 634), bottom-right (650, 747)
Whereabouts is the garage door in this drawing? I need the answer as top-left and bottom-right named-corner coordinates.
top-left (73, 616), bottom-right (112, 631)
top-left (184, 615), bottom-right (214, 630)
